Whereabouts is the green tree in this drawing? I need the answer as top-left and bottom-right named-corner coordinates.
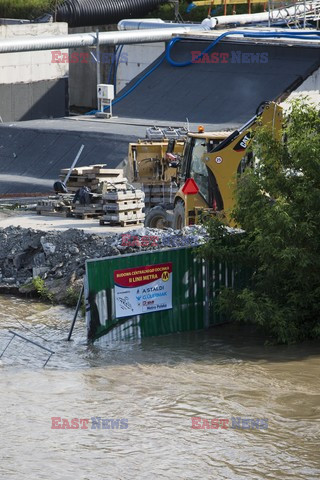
top-left (200, 99), bottom-right (320, 343)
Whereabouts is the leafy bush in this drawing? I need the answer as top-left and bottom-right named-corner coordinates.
top-left (32, 276), bottom-right (54, 302)
top-left (63, 286), bottom-right (81, 307)
top-left (200, 100), bottom-right (320, 343)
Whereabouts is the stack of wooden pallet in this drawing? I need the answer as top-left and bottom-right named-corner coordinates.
top-left (100, 189), bottom-right (145, 227)
top-left (36, 194), bottom-right (73, 217)
top-left (59, 165), bottom-right (126, 194)
top-left (59, 165), bottom-right (129, 219)
top-left (37, 165), bottom-right (146, 223)
top-left (143, 184), bottom-right (178, 208)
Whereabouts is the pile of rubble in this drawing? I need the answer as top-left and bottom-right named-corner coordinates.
top-left (113, 225), bottom-right (208, 251)
top-left (0, 225), bottom-right (208, 303)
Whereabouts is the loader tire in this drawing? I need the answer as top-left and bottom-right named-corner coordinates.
top-left (173, 201), bottom-right (185, 230)
top-left (144, 206), bottom-right (168, 229)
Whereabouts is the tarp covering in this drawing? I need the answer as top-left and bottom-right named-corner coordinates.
top-left (0, 121), bottom-right (144, 194)
top-left (114, 40), bottom-right (320, 126)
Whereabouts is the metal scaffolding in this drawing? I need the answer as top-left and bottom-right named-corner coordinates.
top-left (268, 0), bottom-right (320, 28)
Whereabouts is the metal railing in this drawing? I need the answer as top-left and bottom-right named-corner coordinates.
top-left (0, 330), bottom-right (55, 367)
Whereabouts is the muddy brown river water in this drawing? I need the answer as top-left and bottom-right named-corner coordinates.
top-left (0, 294), bottom-right (319, 480)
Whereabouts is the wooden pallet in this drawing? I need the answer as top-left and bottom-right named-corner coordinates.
top-left (100, 210), bottom-right (145, 227)
top-left (72, 204), bottom-right (104, 219)
top-left (99, 218), bottom-right (145, 227)
top-left (72, 212), bottom-right (104, 219)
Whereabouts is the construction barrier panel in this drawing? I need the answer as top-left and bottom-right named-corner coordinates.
top-left (85, 246), bottom-right (247, 342)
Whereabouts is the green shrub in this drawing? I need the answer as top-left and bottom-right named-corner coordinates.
top-left (200, 100), bottom-right (320, 343)
top-left (32, 276), bottom-right (54, 303)
top-left (63, 286), bottom-right (81, 307)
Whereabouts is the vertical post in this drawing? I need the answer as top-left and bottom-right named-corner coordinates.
top-left (174, 0), bottom-right (179, 20)
top-left (224, 0), bottom-right (227, 16)
top-left (96, 29), bottom-right (101, 111)
top-left (204, 261), bottom-right (210, 329)
top-left (67, 284), bottom-right (84, 341)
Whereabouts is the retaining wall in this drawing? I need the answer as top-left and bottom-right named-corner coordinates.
top-left (0, 22), bottom-right (68, 122)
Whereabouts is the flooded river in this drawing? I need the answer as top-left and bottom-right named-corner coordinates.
top-left (0, 295), bottom-right (319, 480)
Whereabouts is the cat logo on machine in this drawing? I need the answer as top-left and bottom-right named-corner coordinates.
top-left (233, 132), bottom-right (252, 152)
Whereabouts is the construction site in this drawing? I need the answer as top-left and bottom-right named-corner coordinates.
top-left (0, 1), bottom-right (320, 479)
top-left (0, 0), bottom-right (319, 330)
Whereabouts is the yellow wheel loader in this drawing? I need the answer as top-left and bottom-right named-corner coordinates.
top-left (127, 101), bottom-right (283, 229)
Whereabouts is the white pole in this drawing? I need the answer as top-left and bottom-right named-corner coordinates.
top-left (64, 145), bottom-right (85, 184)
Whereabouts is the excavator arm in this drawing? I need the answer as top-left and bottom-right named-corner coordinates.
top-left (177, 101), bottom-right (283, 226)
top-left (205, 101), bottom-right (283, 217)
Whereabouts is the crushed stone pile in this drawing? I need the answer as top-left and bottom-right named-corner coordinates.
top-left (0, 225), bottom-right (208, 303)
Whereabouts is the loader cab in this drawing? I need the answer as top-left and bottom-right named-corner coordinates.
top-left (180, 132), bottom-right (228, 211)
top-left (147, 102), bottom-right (282, 229)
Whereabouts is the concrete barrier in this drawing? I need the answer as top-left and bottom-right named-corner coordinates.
top-left (0, 22), bottom-right (68, 122)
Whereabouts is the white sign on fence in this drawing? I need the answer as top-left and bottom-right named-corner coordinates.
top-left (114, 263), bottom-right (172, 318)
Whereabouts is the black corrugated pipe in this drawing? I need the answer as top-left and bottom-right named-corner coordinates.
top-left (56, 0), bottom-right (168, 28)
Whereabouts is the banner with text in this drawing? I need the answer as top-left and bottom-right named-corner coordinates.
top-left (114, 263), bottom-right (172, 318)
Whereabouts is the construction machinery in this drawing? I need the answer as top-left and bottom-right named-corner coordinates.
top-left (127, 101), bottom-right (283, 228)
